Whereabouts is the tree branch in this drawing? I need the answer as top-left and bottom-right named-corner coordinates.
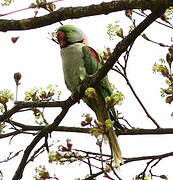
top-left (12, 107), bottom-right (69, 180)
top-left (1, 113), bottom-right (173, 136)
top-left (56, 127), bottom-right (173, 136)
top-left (124, 151), bottom-right (173, 164)
top-left (7, 120), bottom-right (173, 136)
top-left (0, 0), bottom-right (171, 31)
top-left (123, 75), bottom-right (160, 128)
top-left (0, 150), bottom-right (22, 163)
top-left (0, 130), bottom-right (22, 139)
top-left (0, 100), bottom-right (71, 123)
top-left (79, 150), bottom-right (173, 179)
top-left (82, 170), bottom-right (104, 180)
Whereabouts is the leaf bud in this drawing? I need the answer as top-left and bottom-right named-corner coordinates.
top-left (116, 27), bottom-right (124, 38)
top-left (166, 53), bottom-right (173, 66)
top-left (125, 10), bottom-right (132, 19)
top-left (11, 36), bottom-right (19, 43)
top-left (14, 72), bottom-right (22, 86)
top-left (168, 45), bottom-right (173, 55)
top-left (85, 87), bottom-right (97, 99)
top-left (165, 96), bottom-right (173, 104)
top-left (160, 67), bottom-right (169, 77)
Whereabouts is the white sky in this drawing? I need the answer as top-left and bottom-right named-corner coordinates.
top-left (0, 0), bottom-right (173, 179)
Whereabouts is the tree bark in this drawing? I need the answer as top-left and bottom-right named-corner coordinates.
top-left (0, 0), bottom-right (172, 31)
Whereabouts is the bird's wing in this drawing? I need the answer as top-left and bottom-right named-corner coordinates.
top-left (82, 46), bottom-right (112, 98)
top-left (82, 46), bottom-right (101, 75)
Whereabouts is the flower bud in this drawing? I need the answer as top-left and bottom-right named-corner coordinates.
top-left (166, 96), bottom-right (173, 104)
top-left (168, 45), bottom-right (173, 55)
top-left (11, 36), bottom-right (19, 43)
top-left (14, 72), bottom-right (22, 85)
top-left (85, 87), bottom-right (97, 99)
top-left (161, 67), bottom-right (169, 77)
top-left (125, 10), bottom-right (132, 19)
top-left (166, 53), bottom-right (173, 68)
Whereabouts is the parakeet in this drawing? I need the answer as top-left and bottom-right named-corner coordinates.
top-left (55, 25), bottom-right (122, 163)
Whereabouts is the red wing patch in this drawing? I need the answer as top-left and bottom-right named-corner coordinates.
top-left (87, 46), bottom-right (102, 64)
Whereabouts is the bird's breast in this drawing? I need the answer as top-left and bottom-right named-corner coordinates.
top-left (60, 43), bottom-right (87, 92)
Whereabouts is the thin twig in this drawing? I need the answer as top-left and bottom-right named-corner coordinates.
top-left (0, 150), bottom-right (22, 163)
top-left (138, 159), bottom-right (154, 179)
top-left (87, 153), bottom-right (93, 176)
top-left (0, 0), bottom-right (64, 17)
top-left (113, 34), bottom-right (160, 128)
top-left (149, 159), bottom-right (161, 178)
top-left (124, 76), bottom-right (160, 128)
top-left (82, 170), bottom-right (104, 180)
top-left (133, 10), bottom-right (173, 30)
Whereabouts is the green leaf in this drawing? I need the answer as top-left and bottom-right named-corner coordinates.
top-left (0, 89), bottom-right (14, 104)
top-left (105, 119), bottom-right (114, 129)
top-left (1, 0), bottom-right (13, 6)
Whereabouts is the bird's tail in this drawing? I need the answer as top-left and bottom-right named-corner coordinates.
top-left (107, 128), bottom-right (122, 165)
top-left (95, 108), bottom-right (122, 164)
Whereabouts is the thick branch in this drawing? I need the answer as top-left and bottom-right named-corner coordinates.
top-left (56, 127), bottom-right (173, 136)
top-left (0, 100), bottom-right (68, 122)
top-left (0, 130), bottom-right (21, 138)
top-left (8, 121), bottom-right (173, 136)
top-left (0, 0), bottom-right (171, 31)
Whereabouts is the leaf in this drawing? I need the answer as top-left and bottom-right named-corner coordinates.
top-left (1, 0), bottom-right (13, 6)
top-left (105, 119), bottom-right (114, 129)
top-left (0, 89), bottom-right (14, 104)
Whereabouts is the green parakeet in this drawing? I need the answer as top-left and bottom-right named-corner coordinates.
top-left (55, 25), bottom-right (122, 163)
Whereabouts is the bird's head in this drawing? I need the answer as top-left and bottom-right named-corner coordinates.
top-left (56, 25), bottom-right (88, 48)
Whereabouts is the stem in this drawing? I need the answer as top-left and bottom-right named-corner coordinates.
top-left (113, 38), bottom-right (160, 128)
top-left (0, 0), bottom-right (64, 17)
top-left (15, 85), bottom-right (18, 102)
top-left (125, 76), bottom-right (160, 128)
top-left (113, 65), bottom-right (160, 128)
top-left (133, 10), bottom-right (173, 30)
